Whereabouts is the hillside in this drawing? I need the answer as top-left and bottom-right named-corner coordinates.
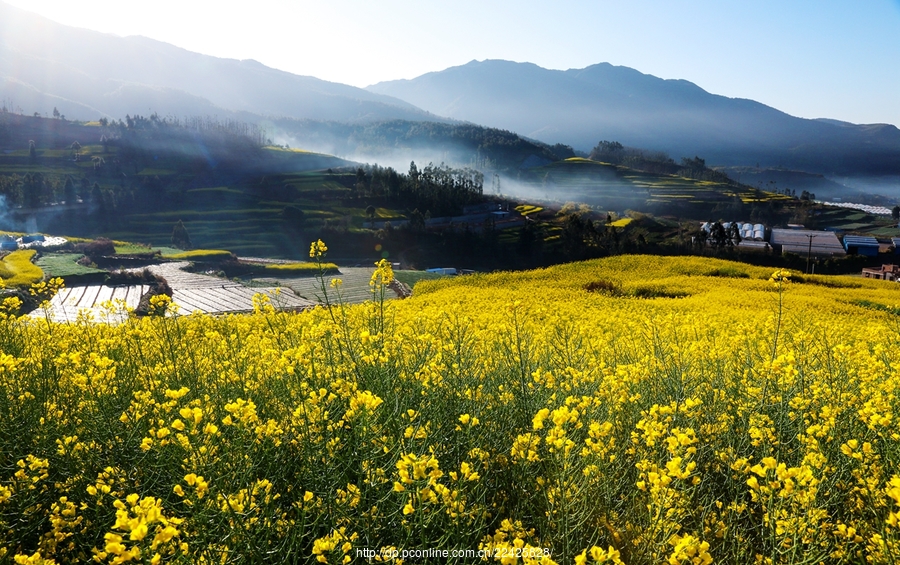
top-left (4, 111), bottom-right (894, 274)
top-left (269, 118), bottom-right (576, 172)
top-left (4, 254), bottom-right (900, 562)
top-left (524, 157), bottom-right (793, 217)
top-left (0, 1), bottom-right (435, 124)
top-left (368, 59), bottom-right (900, 176)
top-left (0, 113), bottom-right (355, 256)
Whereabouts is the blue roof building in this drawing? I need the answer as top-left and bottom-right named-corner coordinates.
top-left (843, 235), bottom-right (880, 257)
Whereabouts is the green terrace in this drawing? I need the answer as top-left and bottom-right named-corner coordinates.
top-left (531, 158), bottom-right (792, 211)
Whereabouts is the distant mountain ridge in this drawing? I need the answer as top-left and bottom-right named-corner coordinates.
top-left (0, 1), bottom-right (436, 124)
top-left (368, 59), bottom-right (900, 176)
top-left (3, 0), bottom-right (899, 180)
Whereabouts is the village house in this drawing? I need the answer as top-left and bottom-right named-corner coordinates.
top-left (861, 264), bottom-right (900, 282)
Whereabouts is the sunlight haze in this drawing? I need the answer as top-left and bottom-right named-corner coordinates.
top-left (2, 0), bottom-right (900, 126)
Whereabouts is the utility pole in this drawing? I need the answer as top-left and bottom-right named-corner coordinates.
top-left (805, 234), bottom-right (816, 274)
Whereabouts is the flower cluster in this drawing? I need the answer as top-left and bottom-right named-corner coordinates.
top-left (1, 253), bottom-right (900, 563)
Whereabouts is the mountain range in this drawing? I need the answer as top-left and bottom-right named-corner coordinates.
top-left (2, 0), bottom-right (899, 180)
top-left (368, 60), bottom-right (900, 176)
top-left (0, 2), bottom-right (433, 124)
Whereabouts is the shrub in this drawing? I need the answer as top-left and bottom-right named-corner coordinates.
top-left (78, 238), bottom-right (116, 259)
top-left (76, 255), bottom-right (97, 268)
top-left (132, 277), bottom-right (174, 316)
top-left (583, 279), bottom-right (622, 295)
top-left (106, 268), bottom-right (164, 286)
top-left (703, 266), bottom-right (750, 279)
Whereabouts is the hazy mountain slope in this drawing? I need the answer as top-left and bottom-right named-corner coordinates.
top-left (268, 118), bottom-right (575, 172)
top-left (368, 60), bottom-right (900, 175)
top-left (0, 1), bottom-right (435, 124)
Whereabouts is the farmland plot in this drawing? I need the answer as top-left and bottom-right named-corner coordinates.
top-left (31, 262), bottom-right (314, 321)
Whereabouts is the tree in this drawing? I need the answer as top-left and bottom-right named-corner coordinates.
top-left (355, 167), bottom-right (368, 196)
top-left (281, 206), bottom-right (305, 228)
top-left (727, 222), bottom-right (742, 247)
top-left (709, 221), bottom-right (727, 248)
top-left (171, 220), bottom-right (192, 250)
top-left (64, 176), bottom-right (77, 204)
top-left (561, 212), bottom-right (589, 259)
top-left (90, 183), bottom-right (102, 206)
top-left (408, 161), bottom-right (419, 194)
top-left (365, 205), bottom-right (376, 223)
top-left (28, 140), bottom-right (36, 160)
top-left (23, 173), bottom-right (43, 208)
top-left (79, 177), bottom-right (91, 203)
top-left (892, 205), bottom-right (899, 221)
top-left (696, 227), bottom-right (708, 248)
top-left (52, 107), bottom-right (60, 119)
top-left (407, 208), bottom-right (426, 233)
top-left (589, 140), bottom-right (625, 164)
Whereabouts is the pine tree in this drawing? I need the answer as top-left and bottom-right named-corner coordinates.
top-left (171, 220), bottom-right (192, 250)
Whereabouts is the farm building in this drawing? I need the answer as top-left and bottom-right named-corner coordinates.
top-left (892, 237), bottom-right (900, 255)
top-left (699, 221), bottom-right (766, 245)
top-left (736, 240), bottom-right (771, 252)
top-left (843, 235), bottom-right (880, 257)
top-left (862, 264), bottom-right (900, 282)
top-left (769, 229), bottom-right (846, 257)
top-left (706, 221), bottom-right (765, 241)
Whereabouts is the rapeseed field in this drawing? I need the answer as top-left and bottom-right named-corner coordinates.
top-left (3, 246), bottom-right (900, 564)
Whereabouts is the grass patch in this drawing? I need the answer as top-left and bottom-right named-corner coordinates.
top-left (392, 270), bottom-right (447, 288)
top-left (630, 286), bottom-right (690, 299)
top-left (792, 274), bottom-right (862, 289)
top-left (36, 253), bottom-right (106, 278)
top-left (851, 299), bottom-right (900, 316)
top-left (186, 187), bottom-right (245, 196)
top-left (114, 243), bottom-right (157, 255)
top-left (162, 249), bottom-right (235, 261)
top-left (0, 250), bottom-right (44, 286)
top-left (262, 262), bottom-right (338, 276)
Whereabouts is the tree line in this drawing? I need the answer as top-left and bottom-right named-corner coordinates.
top-left (351, 161), bottom-right (485, 217)
top-left (589, 140), bottom-right (739, 184)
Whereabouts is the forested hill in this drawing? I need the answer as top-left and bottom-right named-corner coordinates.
top-left (270, 119), bottom-right (576, 173)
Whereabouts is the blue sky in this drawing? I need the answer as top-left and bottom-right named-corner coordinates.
top-left (5, 0), bottom-right (900, 126)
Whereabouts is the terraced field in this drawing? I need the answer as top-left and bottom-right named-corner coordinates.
top-left (31, 261), bottom-right (315, 322)
top-left (251, 268), bottom-right (372, 304)
top-left (29, 284), bottom-right (151, 323)
top-left (250, 267), bottom-right (442, 304)
top-left (535, 158), bottom-right (792, 211)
